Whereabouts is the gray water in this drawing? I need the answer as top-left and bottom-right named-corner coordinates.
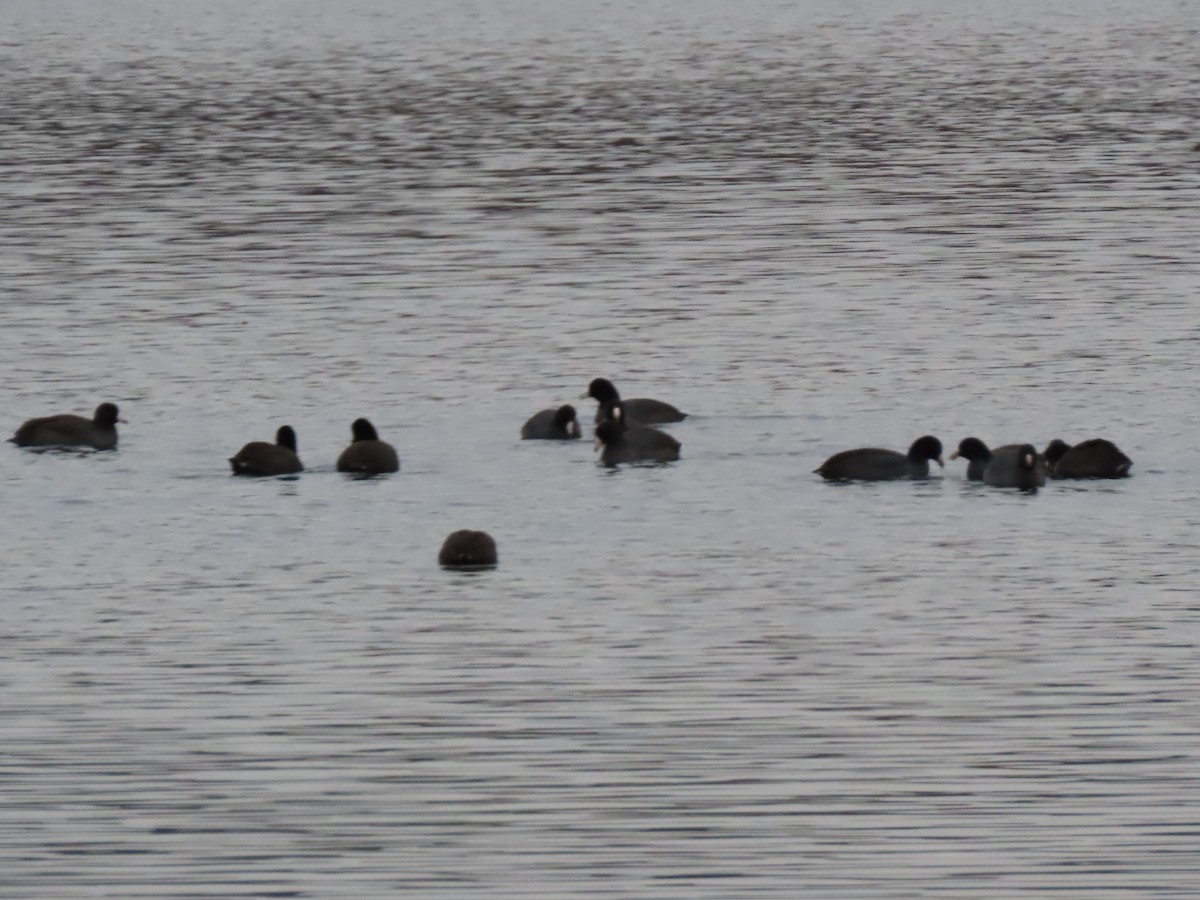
top-left (3, 0), bottom-right (1200, 896)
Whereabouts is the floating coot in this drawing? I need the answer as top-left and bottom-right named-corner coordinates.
top-left (593, 401), bottom-right (681, 465)
top-left (1043, 438), bottom-right (1132, 479)
top-left (982, 443), bottom-right (1046, 490)
top-left (951, 437), bottom-right (1047, 487)
top-left (438, 530), bottom-right (498, 569)
top-left (229, 425), bottom-right (303, 476)
top-left (815, 435), bottom-right (944, 481)
top-left (520, 404), bottom-right (581, 440)
top-left (336, 418), bottom-right (400, 474)
top-left (9, 402), bottom-right (124, 450)
top-left (949, 437), bottom-right (993, 481)
top-left (582, 377), bottom-right (686, 425)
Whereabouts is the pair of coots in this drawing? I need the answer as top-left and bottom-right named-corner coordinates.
top-left (229, 418), bottom-right (400, 476)
top-left (949, 438), bottom-right (1046, 490)
top-left (1043, 438), bottom-right (1132, 478)
top-left (951, 436), bottom-right (1131, 486)
top-left (233, 427), bottom-right (492, 568)
top-left (521, 378), bottom-right (685, 466)
top-left (816, 432), bottom-right (1132, 486)
top-left (9, 402), bottom-right (125, 451)
top-left (585, 378), bottom-right (683, 465)
top-left (593, 399), bottom-right (682, 465)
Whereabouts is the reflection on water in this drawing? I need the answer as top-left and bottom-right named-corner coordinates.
top-left (3, 0), bottom-right (1200, 896)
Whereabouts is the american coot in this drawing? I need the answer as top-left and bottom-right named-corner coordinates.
top-left (1044, 438), bottom-right (1132, 478)
top-left (948, 437), bottom-right (993, 481)
top-left (336, 418), bottom-right (400, 474)
top-left (520, 404), bottom-right (581, 440)
top-left (9, 402), bottom-right (125, 450)
top-left (815, 435), bottom-right (944, 481)
top-left (594, 402), bottom-right (681, 465)
top-left (438, 530), bottom-right (498, 569)
top-left (229, 425), bottom-right (303, 476)
top-left (950, 437), bottom-right (1047, 484)
top-left (982, 443), bottom-right (1046, 490)
top-left (582, 378), bottom-right (687, 425)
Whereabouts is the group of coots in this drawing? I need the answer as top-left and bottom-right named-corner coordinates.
top-left (8, 380), bottom-right (1132, 566)
top-left (814, 434), bottom-right (1132, 489)
top-left (521, 378), bottom-right (687, 466)
top-left (9, 405), bottom-right (403, 478)
top-left (8, 403), bottom-right (486, 564)
top-left (228, 418), bottom-right (402, 477)
top-left (5, 378), bottom-right (690, 571)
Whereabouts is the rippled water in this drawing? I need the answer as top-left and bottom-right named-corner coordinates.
top-left (3, 0), bottom-right (1200, 896)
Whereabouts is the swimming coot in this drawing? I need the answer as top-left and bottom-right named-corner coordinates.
top-left (1043, 438), bottom-right (1131, 479)
top-left (949, 437), bottom-right (993, 481)
top-left (9, 402), bottom-right (124, 450)
top-left (229, 425), bottom-right (303, 476)
top-left (593, 402), bottom-right (681, 465)
top-left (336, 418), bottom-right (400, 474)
top-left (520, 404), bottom-right (581, 440)
top-left (815, 435), bottom-right (944, 481)
top-left (951, 437), bottom-right (1047, 486)
top-left (582, 378), bottom-right (686, 425)
top-left (982, 443), bottom-right (1046, 490)
top-left (438, 530), bottom-right (498, 569)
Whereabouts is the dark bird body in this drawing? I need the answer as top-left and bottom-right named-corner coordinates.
top-left (438, 530), bottom-right (498, 569)
top-left (10, 402), bottom-right (124, 450)
top-left (336, 418), bottom-right (400, 474)
top-left (949, 437), bottom-right (993, 481)
top-left (1044, 438), bottom-right (1131, 478)
top-left (583, 378), bottom-right (686, 426)
top-left (521, 404), bottom-right (581, 440)
top-left (951, 437), bottom-right (1047, 486)
top-left (229, 426), bottom-right (303, 476)
top-left (815, 435), bottom-right (944, 481)
top-left (982, 443), bottom-right (1046, 490)
top-left (593, 402), bottom-right (680, 465)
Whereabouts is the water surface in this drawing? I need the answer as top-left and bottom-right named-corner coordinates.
top-left (3, 1), bottom-right (1200, 896)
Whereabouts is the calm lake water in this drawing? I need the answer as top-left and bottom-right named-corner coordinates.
top-left (3, 0), bottom-right (1200, 896)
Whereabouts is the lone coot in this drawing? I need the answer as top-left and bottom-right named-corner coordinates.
top-left (520, 404), bottom-right (581, 440)
top-left (336, 418), bottom-right (400, 474)
top-left (983, 443), bottom-right (1046, 490)
top-left (1043, 438), bottom-right (1132, 479)
top-left (815, 435), bottom-right (944, 481)
top-left (229, 425), bottom-right (303, 476)
top-left (582, 378), bottom-right (686, 425)
top-left (438, 530), bottom-right (498, 569)
top-left (593, 402), bottom-right (681, 465)
top-left (9, 402), bottom-right (124, 450)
